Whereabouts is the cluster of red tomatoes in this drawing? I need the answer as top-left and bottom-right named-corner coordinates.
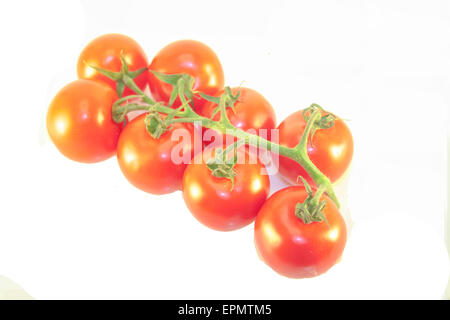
top-left (46, 34), bottom-right (354, 279)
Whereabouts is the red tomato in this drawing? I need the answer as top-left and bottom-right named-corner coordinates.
top-left (254, 186), bottom-right (347, 278)
top-left (148, 40), bottom-right (225, 111)
top-left (77, 33), bottom-right (149, 96)
top-left (47, 79), bottom-right (123, 163)
top-left (277, 110), bottom-right (353, 185)
top-left (182, 150), bottom-right (270, 231)
top-left (117, 113), bottom-right (197, 195)
top-left (201, 87), bottom-right (277, 149)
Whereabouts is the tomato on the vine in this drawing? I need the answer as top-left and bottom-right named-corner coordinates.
top-left (148, 40), bottom-right (225, 112)
top-left (182, 149), bottom-right (270, 231)
top-left (117, 113), bottom-right (197, 195)
top-left (77, 33), bottom-right (149, 96)
top-left (254, 186), bottom-right (347, 278)
top-left (277, 110), bottom-right (353, 185)
top-left (47, 79), bottom-right (123, 163)
top-left (200, 87), bottom-right (277, 149)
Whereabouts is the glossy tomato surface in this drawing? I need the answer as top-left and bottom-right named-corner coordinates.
top-left (201, 87), bottom-right (277, 149)
top-left (182, 150), bottom-right (270, 231)
top-left (148, 40), bottom-right (224, 111)
top-left (47, 79), bottom-right (123, 163)
top-left (254, 186), bottom-right (347, 278)
top-left (117, 113), bottom-right (197, 195)
top-left (77, 33), bottom-right (149, 96)
top-left (277, 110), bottom-right (353, 185)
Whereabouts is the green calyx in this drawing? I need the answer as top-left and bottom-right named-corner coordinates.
top-left (199, 86), bottom-right (240, 119)
top-left (144, 102), bottom-right (188, 139)
top-left (302, 103), bottom-right (336, 143)
top-left (144, 103), bottom-right (172, 139)
top-left (207, 160), bottom-right (237, 190)
top-left (295, 177), bottom-right (329, 226)
top-left (150, 71), bottom-right (196, 108)
top-left (206, 142), bottom-right (243, 190)
top-left (83, 54), bottom-right (147, 97)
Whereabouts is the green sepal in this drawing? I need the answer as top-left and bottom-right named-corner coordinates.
top-left (144, 110), bottom-right (169, 139)
top-left (84, 62), bottom-right (121, 81)
top-left (302, 104), bottom-right (337, 143)
top-left (168, 86), bottom-right (179, 107)
top-left (222, 86), bottom-right (239, 115)
top-left (297, 176), bottom-right (313, 196)
top-left (116, 81), bottom-right (125, 98)
top-left (206, 148), bottom-right (238, 190)
top-left (84, 56), bottom-right (147, 98)
top-left (119, 55), bottom-right (129, 73)
top-left (183, 75), bottom-right (196, 109)
top-left (149, 70), bottom-right (183, 86)
top-left (202, 87), bottom-right (241, 120)
top-left (150, 71), bottom-right (196, 108)
top-left (199, 92), bottom-right (221, 105)
top-left (295, 201), bottom-right (328, 225)
top-left (294, 176), bottom-right (329, 226)
top-left (128, 67), bottom-right (148, 79)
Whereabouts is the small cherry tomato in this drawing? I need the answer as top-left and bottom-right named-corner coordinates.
top-left (46, 79), bottom-right (123, 163)
top-left (254, 186), bottom-right (347, 278)
top-left (277, 110), bottom-right (353, 185)
top-left (182, 150), bottom-right (270, 231)
top-left (77, 33), bottom-right (149, 96)
top-left (201, 87), bottom-right (277, 149)
top-left (117, 113), bottom-right (197, 195)
top-left (148, 40), bottom-right (225, 111)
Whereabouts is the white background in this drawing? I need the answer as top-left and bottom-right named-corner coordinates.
top-left (0, 0), bottom-right (449, 299)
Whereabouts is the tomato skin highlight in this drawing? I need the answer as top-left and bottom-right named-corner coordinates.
top-left (277, 110), bottom-right (353, 185)
top-left (200, 87), bottom-right (277, 149)
top-left (77, 33), bottom-right (149, 96)
top-left (182, 151), bottom-right (270, 232)
top-left (46, 79), bottom-right (123, 163)
top-left (148, 40), bottom-right (225, 111)
top-left (117, 113), bottom-right (196, 195)
top-left (254, 186), bottom-right (347, 278)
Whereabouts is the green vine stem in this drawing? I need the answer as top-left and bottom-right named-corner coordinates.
top-left (96, 61), bottom-right (340, 208)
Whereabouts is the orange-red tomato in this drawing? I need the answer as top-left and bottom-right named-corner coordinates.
top-left (254, 186), bottom-right (347, 278)
top-left (77, 33), bottom-right (149, 96)
top-left (148, 40), bottom-right (225, 111)
top-left (200, 87), bottom-right (277, 149)
top-left (277, 110), bottom-right (353, 185)
top-left (117, 113), bottom-right (197, 195)
top-left (46, 79), bottom-right (123, 163)
top-left (182, 150), bottom-right (270, 231)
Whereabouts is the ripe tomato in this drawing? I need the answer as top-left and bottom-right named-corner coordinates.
top-left (148, 40), bottom-right (224, 111)
top-left (277, 110), bottom-right (353, 185)
top-left (182, 150), bottom-right (270, 231)
top-left (201, 87), bottom-right (277, 149)
top-left (254, 186), bottom-right (347, 278)
top-left (77, 33), bottom-right (149, 96)
top-left (117, 113), bottom-right (197, 195)
top-left (47, 79), bottom-right (123, 163)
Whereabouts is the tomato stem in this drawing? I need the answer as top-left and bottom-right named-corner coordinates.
top-left (296, 109), bottom-right (321, 152)
top-left (295, 177), bottom-right (330, 226)
top-left (104, 60), bottom-right (340, 208)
